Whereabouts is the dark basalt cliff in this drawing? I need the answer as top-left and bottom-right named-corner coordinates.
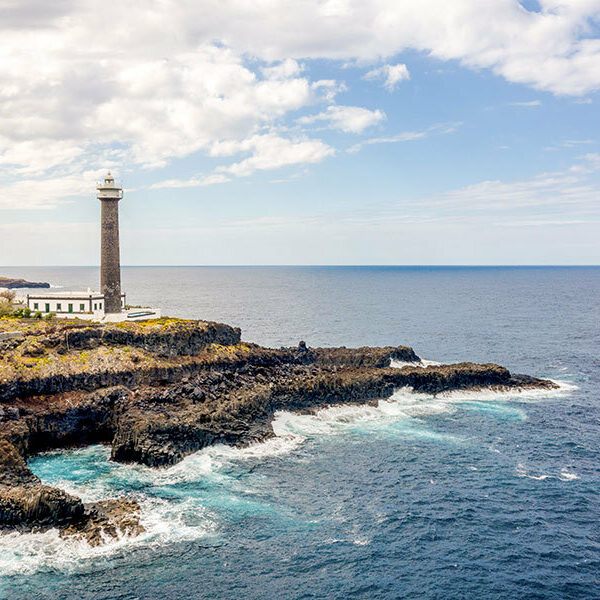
top-left (0, 317), bottom-right (556, 543)
top-left (0, 277), bottom-right (50, 289)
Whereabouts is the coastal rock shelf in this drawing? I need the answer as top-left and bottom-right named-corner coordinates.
top-left (0, 317), bottom-right (556, 543)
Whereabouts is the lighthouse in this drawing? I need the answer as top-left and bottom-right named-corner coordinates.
top-left (26, 173), bottom-right (160, 321)
top-left (97, 172), bottom-right (123, 313)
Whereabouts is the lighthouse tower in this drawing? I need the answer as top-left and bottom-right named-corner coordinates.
top-left (97, 172), bottom-right (123, 313)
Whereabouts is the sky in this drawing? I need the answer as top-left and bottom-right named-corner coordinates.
top-left (0, 0), bottom-right (599, 266)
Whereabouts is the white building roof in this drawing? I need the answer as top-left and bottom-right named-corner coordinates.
top-left (27, 290), bottom-right (104, 298)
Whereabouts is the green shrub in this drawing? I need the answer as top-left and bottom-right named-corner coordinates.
top-left (12, 307), bottom-right (32, 318)
top-left (34, 311), bottom-right (43, 319)
top-left (44, 312), bottom-right (56, 321)
top-left (0, 300), bottom-right (12, 317)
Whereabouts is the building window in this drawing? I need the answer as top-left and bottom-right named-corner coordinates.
top-left (94, 303), bottom-right (97, 310)
top-left (80, 304), bottom-right (85, 312)
top-left (99, 303), bottom-right (102, 309)
top-left (57, 303), bottom-right (62, 311)
top-left (33, 303), bottom-right (39, 310)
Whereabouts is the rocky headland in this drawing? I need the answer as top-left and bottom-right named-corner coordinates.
top-left (0, 316), bottom-right (556, 545)
top-left (0, 277), bottom-right (50, 289)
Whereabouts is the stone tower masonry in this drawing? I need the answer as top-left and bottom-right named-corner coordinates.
top-left (97, 172), bottom-right (123, 313)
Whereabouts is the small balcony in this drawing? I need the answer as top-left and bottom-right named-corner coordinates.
top-left (97, 187), bottom-right (123, 199)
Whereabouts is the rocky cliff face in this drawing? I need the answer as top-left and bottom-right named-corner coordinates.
top-left (300, 343), bottom-right (420, 367)
top-left (0, 317), bottom-right (556, 542)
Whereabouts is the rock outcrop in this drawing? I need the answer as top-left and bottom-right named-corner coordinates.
top-left (60, 498), bottom-right (145, 546)
top-left (0, 277), bottom-right (50, 289)
top-left (0, 438), bottom-right (84, 530)
top-left (0, 317), bottom-right (557, 540)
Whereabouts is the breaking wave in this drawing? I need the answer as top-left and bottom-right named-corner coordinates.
top-left (516, 464), bottom-right (580, 482)
top-left (438, 379), bottom-right (578, 401)
top-left (153, 435), bottom-right (305, 486)
top-left (0, 494), bottom-right (217, 577)
top-left (270, 376), bottom-right (571, 439)
top-left (272, 387), bottom-right (458, 439)
top-left (390, 358), bottom-right (441, 368)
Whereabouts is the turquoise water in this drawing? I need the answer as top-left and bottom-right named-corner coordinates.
top-left (0, 266), bottom-right (598, 599)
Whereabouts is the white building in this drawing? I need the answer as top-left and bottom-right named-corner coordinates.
top-left (25, 290), bottom-right (160, 321)
top-left (26, 290), bottom-right (125, 319)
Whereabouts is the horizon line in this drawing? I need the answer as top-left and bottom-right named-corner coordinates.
top-left (2, 264), bottom-right (599, 269)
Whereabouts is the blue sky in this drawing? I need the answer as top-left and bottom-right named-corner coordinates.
top-left (1, 1), bottom-right (599, 265)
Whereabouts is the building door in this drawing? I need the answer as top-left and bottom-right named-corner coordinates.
top-left (45, 303), bottom-right (50, 313)
top-left (68, 304), bottom-right (73, 313)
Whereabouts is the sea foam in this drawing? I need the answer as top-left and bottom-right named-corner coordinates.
top-left (390, 358), bottom-right (441, 368)
top-left (516, 463), bottom-right (580, 482)
top-left (0, 496), bottom-right (216, 577)
top-left (271, 387), bottom-right (461, 441)
top-left (438, 378), bottom-right (578, 401)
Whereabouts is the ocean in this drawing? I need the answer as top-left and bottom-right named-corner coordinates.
top-left (0, 266), bottom-right (598, 600)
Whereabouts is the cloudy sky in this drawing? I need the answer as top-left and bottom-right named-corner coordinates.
top-left (1, 0), bottom-right (599, 265)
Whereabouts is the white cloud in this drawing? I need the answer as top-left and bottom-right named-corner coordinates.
top-left (347, 122), bottom-right (461, 153)
top-left (569, 152), bottom-right (600, 173)
top-left (364, 64), bottom-right (410, 91)
top-left (544, 138), bottom-right (595, 151)
top-left (0, 171), bottom-right (106, 210)
top-left (80, 46), bottom-right (320, 169)
top-left (431, 174), bottom-right (589, 211)
top-left (191, 1), bottom-right (600, 96)
top-left (149, 174), bottom-right (230, 190)
top-left (0, 31), bottom-right (337, 191)
top-left (411, 153), bottom-right (600, 217)
top-left (0, 0), bottom-right (600, 210)
top-left (298, 105), bottom-right (386, 133)
top-left (311, 79), bottom-right (348, 102)
top-left (563, 139), bottom-right (595, 146)
top-left (509, 100), bottom-right (542, 106)
top-left (215, 133), bottom-right (335, 177)
top-left (0, 139), bottom-right (85, 175)
top-left (261, 59), bottom-right (304, 79)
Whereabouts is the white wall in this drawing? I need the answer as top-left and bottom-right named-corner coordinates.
top-left (27, 297), bottom-right (102, 314)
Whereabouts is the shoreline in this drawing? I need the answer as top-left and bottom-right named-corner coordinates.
top-left (0, 316), bottom-right (557, 544)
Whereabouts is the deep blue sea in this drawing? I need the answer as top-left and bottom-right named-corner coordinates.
top-left (0, 266), bottom-right (598, 600)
